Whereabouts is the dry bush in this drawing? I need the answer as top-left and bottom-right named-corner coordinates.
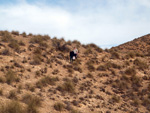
top-left (0, 100), bottom-right (26, 113)
top-left (125, 67), bottom-right (136, 76)
top-left (34, 47), bottom-right (42, 55)
top-left (73, 66), bottom-right (82, 73)
top-left (8, 90), bottom-right (17, 99)
top-left (134, 58), bottom-right (148, 70)
top-left (22, 32), bottom-right (27, 37)
top-left (110, 51), bottom-right (120, 59)
top-left (57, 81), bottom-right (75, 93)
top-left (30, 55), bottom-right (42, 65)
top-left (87, 43), bottom-right (103, 52)
top-left (97, 65), bottom-right (107, 71)
top-left (1, 48), bottom-right (11, 56)
top-left (19, 40), bottom-right (25, 46)
top-left (0, 88), bottom-right (3, 96)
top-left (87, 73), bottom-right (93, 78)
top-left (54, 102), bottom-right (65, 111)
top-left (111, 94), bottom-right (120, 103)
top-left (30, 35), bottom-right (45, 44)
top-left (84, 48), bottom-right (93, 55)
top-left (8, 40), bottom-right (20, 52)
top-left (1, 31), bottom-right (13, 42)
top-left (36, 76), bottom-right (59, 88)
top-left (125, 52), bottom-right (135, 59)
top-left (112, 80), bottom-right (129, 90)
top-left (11, 31), bottom-right (19, 36)
top-left (22, 94), bottom-right (41, 113)
top-left (132, 99), bottom-right (140, 107)
top-left (5, 69), bottom-right (18, 84)
top-left (131, 75), bottom-right (142, 87)
top-left (0, 76), bottom-right (6, 83)
top-left (87, 64), bottom-right (95, 72)
top-left (71, 109), bottom-right (80, 113)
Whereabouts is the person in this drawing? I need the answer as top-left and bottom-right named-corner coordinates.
top-left (73, 47), bottom-right (78, 59)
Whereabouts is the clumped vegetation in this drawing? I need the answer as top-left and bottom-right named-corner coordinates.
top-left (133, 58), bottom-right (148, 70)
top-left (22, 94), bottom-right (41, 113)
top-left (36, 76), bottom-right (59, 88)
top-left (0, 100), bottom-right (26, 113)
top-left (5, 69), bottom-right (19, 84)
top-left (1, 31), bottom-right (13, 42)
top-left (54, 102), bottom-right (65, 111)
top-left (57, 80), bottom-right (75, 93)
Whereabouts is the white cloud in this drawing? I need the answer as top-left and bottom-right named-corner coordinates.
top-left (0, 0), bottom-right (150, 48)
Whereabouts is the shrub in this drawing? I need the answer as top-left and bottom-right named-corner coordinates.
top-left (84, 48), bottom-right (93, 55)
top-left (54, 102), bottom-right (65, 111)
top-left (0, 76), bottom-right (6, 83)
top-left (0, 100), bottom-right (26, 113)
top-left (5, 69), bottom-right (18, 84)
top-left (57, 81), bottom-right (75, 93)
top-left (19, 40), bottom-right (25, 46)
top-left (111, 51), bottom-right (120, 59)
top-left (87, 64), bottom-right (95, 72)
top-left (36, 76), bottom-right (59, 88)
top-left (8, 40), bottom-right (20, 52)
top-left (125, 52), bottom-right (135, 59)
top-left (11, 31), bottom-right (19, 36)
top-left (1, 31), bottom-right (13, 42)
top-left (9, 90), bottom-right (17, 99)
top-left (97, 65), bottom-right (107, 71)
top-left (30, 55), bottom-right (42, 65)
top-left (111, 95), bottom-right (120, 103)
top-left (134, 59), bottom-right (148, 70)
top-left (87, 43), bottom-right (103, 52)
top-left (1, 48), bottom-right (11, 56)
top-left (87, 73), bottom-right (93, 78)
top-left (125, 67), bottom-right (136, 76)
top-left (0, 88), bottom-right (3, 96)
top-left (22, 32), bottom-right (26, 37)
top-left (22, 94), bottom-right (41, 113)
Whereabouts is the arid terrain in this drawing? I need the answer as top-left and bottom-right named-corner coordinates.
top-left (0, 30), bottom-right (150, 113)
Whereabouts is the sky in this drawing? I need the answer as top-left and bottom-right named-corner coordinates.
top-left (0, 0), bottom-right (150, 48)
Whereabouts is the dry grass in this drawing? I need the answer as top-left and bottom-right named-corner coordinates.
top-left (8, 40), bottom-right (20, 52)
top-left (5, 69), bottom-right (19, 84)
top-left (22, 93), bottom-right (41, 113)
top-left (57, 80), bottom-right (75, 93)
top-left (36, 76), bottom-right (59, 88)
top-left (0, 100), bottom-right (26, 113)
top-left (1, 31), bottom-right (13, 42)
top-left (54, 102), bottom-right (65, 111)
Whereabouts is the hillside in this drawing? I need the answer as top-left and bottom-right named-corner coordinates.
top-left (0, 30), bottom-right (150, 113)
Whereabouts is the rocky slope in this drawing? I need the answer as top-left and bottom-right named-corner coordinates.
top-left (0, 30), bottom-right (150, 113)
